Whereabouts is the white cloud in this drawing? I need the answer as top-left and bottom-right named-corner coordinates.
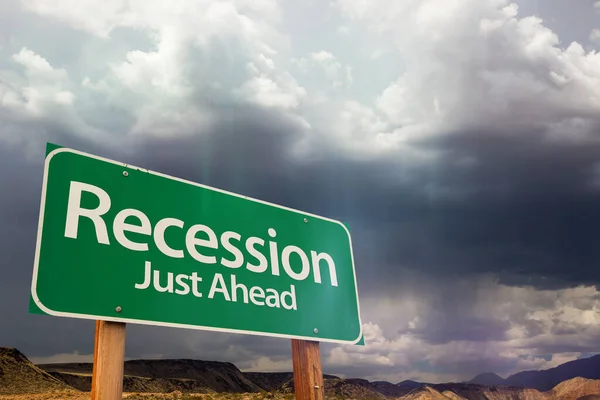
top-left (6, 0), bottom-right (295, 144)
top-left (240, 356), bottom-right (293, 373)
top-left (21, 0), bottom-right (283, 42)
top-left (6, 48), bottom-right (74, 115)
top-left (333, 0), bottom-right (600, 151)
top-left (20, 0), bottom-right (132, 38)
top-left (234, 74), bottom-right (307, 110)
top-left (0, 47), bottom-right (117, 152)
top-left (289, 50), bottom-right (353, 95)
top-left (307, 51), bottom-right (353, 88)
top-left (591, 28), bottom-right (600, 44)
top-left (325, 280), bottom-right (600, 382)
top-left (5, 0), bottom-right (600, 161)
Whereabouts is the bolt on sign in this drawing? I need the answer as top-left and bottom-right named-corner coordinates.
top-left (30, 144), bottom-right (363, 345)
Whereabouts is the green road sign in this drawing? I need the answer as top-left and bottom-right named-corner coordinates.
top-left (30, 144), bottom-right (363, 344)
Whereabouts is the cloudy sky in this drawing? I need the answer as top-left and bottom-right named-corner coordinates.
top-left (1, 0), bottom-right (600, 384)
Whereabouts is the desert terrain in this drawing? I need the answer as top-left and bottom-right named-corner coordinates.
top-left (2, 347), bottom-right (600, 400)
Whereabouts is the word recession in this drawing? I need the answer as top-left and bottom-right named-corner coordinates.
top-left (64, 181), bottom-right (339, 308)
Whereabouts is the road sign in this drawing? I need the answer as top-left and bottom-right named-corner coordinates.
top-left (30, 144), bottom-right (362, 344)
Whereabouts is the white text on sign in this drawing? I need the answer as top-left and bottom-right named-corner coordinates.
top-left (62, 180), bottom-right (339, 309)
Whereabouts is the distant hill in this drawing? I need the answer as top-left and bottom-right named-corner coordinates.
top-left (0, 347), bottom-right (74, 395)
top-left (468, 372), bottom-right (505, 386)
top-left (466, 354), bottom-right (600, 392)
top-left (372, 380), bottom-right (418, 397)
top-left (505, 355), bottom-right (600, 391)
top-left (398, 380), bottom-right (428, 388)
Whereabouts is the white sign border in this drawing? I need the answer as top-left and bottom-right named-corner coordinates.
top-left (30, 145), bottom-right (364, 345)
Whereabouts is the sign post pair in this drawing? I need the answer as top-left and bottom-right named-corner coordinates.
top-left (30, 144), bottom-right (363, 400)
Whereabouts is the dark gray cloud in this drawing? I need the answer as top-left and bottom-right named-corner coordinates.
top-left (123, 122), bottom-right (600, 291)
top-left (3, 107), bottom-right (600, 364)
top-left (342, 125), bottom-right (600, 290)
top-left (0, 142), bottom-right (95, 357)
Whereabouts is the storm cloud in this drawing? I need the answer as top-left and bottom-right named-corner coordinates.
top-left (1, 0), bottom-right (600, 383)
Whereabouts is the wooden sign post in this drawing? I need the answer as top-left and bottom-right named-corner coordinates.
top-left (90, 321), bottom-right (127, 400)
top-left (292, 339), bottom-right (324, 400)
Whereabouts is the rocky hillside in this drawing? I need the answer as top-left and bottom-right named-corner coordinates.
top-left (45, 371), bottom-right (215, 393)
top-left (0, 348), bottom-right (74, 395)
top-left (243, 372), bottom-right (340, 392)
top-left (423, 383), bottom-right (544, 400)
top-left (279, 376), bottom-right (388, 399)
top-left (243, 372), bottom-right (295, 391)
top-left (440, 391), bottom-right (467, 400)
top-left (548, 377), bottom-right (600, 400)
top-left (398, 378), bottom-right (600, 400)
top-left (400, 386), bottom-right (452, 399)
top-left (40, 359), bottom-right (261, 393)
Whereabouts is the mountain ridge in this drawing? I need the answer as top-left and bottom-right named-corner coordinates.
top-left (39, 358), bottom-right (262, 393)
top-left (468, 372), bottom-right (505, 386)
top-left (33, 350), bottom-right (600, 392)
top-left (3, 346), bottom-right (600, 399)
top-left (467, 354), bottom-right (600, 391)
top-left (32, 350), bottom-right (600, 394)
